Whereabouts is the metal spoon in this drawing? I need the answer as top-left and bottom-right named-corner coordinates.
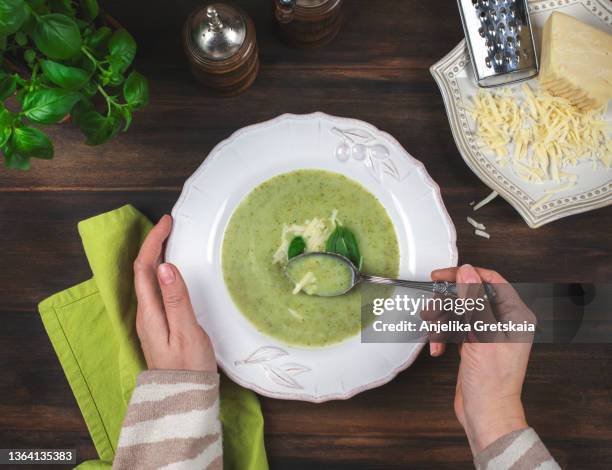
top-left (285, 252), bottom-right (496, 299)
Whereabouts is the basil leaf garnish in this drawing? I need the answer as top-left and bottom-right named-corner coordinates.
top-left (325, 226), bottom-right (362, 269)
top-left (288, 236), bottom-right (306, 260)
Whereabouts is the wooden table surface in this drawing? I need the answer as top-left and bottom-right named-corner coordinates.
top-left (1, 0), bottom-right (611, 468)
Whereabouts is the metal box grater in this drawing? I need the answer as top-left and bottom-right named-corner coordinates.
top-left (457, 0), bottom-right (539, 87)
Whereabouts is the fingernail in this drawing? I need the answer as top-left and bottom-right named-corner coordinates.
top-left (430, 343), bottom-right (440, 357)
top-left (158, 263), bottom-right (175, 285)
top-left (459, 264), bottom-right (480, 284)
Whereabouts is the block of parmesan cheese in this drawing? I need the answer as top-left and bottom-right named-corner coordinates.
top-left (539, 12), bottom-right (612, 111)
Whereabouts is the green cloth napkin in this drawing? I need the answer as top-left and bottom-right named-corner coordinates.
top-left (38, 205), bottom-right (268, 470)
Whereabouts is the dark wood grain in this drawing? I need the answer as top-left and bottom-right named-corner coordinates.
top-left (0, 1), bottom-right (610, 469)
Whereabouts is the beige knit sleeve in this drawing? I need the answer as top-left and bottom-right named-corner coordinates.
top-left (113, 370), bottom-right (222, 470)
top-left (474, 427), bottom-right (560, 470)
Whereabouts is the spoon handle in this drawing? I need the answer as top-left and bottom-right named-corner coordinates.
top-left (359, 276), bottom-right (496, 300)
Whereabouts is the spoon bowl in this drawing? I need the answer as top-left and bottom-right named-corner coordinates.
top-left (285, 252), bottom-right (496, 299)
top-left (284, 252), bottom-right (358, 297)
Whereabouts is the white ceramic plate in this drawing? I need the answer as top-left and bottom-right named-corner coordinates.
top-left (166, 113), bottom-right (457, 402)
top-left (431, 0), bottom-right (612, 228)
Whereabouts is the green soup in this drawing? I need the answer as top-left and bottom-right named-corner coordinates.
top-left (286, 253), bottom-right (355, 297)
top-left (222, 170), bottom-right (399, 347)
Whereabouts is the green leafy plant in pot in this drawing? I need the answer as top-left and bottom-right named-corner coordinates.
top-left (0, 0), bottom-right (149, 170)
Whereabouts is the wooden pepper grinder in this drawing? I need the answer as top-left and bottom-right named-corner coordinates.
top-left (183, 3), bottom-right (259, 96)
top-left (273, 0), bottom-right (344, 48)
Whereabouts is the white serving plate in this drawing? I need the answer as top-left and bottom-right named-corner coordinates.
top-left (431, 0), bottom-right (612, 228)
top-left (166, 113), bottom-right (457, 402)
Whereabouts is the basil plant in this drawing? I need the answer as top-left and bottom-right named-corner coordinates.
top-left (0, 0), bottom-right (149, 170)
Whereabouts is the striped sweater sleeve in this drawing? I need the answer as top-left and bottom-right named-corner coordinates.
top-left (113, 370), bottom-right (222, 470)
top-left (474, 428), bottom-right (560, 470)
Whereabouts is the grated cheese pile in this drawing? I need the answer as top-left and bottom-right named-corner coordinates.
top-left (469, 84), bottom-right (611, 206)
top-left (272, 210), bottom-right (339, 265)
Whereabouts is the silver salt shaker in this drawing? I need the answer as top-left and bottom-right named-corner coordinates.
top-left (457, 0), bottom-right (538, 87)
top-left (183, 3), bottom-right (259, 95)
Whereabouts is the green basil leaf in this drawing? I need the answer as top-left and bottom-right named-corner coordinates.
top-left (80, 0), bottom-right (99, 22)
top-left (123, 71), bottom-right (148, 109)
top-left (75, 18), bottom-right (89, 31)
top-left (3, 144), bottom-right (30, 170)
top-left (333, 233), bottom-right (349, 258)
top-left (0, 0), bottom-right (29, 36)
top-left (108, 29), bottom-right (136, 73)
top-left (33, 13), bottom-right (82, 60)
top-left (41, 59), bottom-right (90, 90)
top-left (118, 105), bottom-right (132, 131)
top-left (69, 98), bottom-right (92, 125)
top-left (77, 109), bottom-right (121, 145)
top-left (12, 125), bottom-right (53, 159)
top-left (0, 74), bottom-right (16, 100)
top-left (16, 87), bottom-right (27, 104)
top-left (26, 0), bottom-right (47, 10)
top-left (0, 108), bottom-right (12, 147)
top-left (87, 25), bottom-right (111, 50)
top-left (340, 227), bottom-right (361, 269)
top-left (15, 31), bottom-right (27, 46)
top-left (325, 226), bottom-right (362, 268)
top-left (325, 226), bottom-right (341, 253)
top-left (0, 127), bottom-right (11, 148)
top-left (47, 0), bottom-right (74, 16)
top-left (22, 88), bottom-right (81, 124)
top-left (288, 236), bottom-right (306, 260)
top-left (83, 79), bottom-right (97, 96)
top-left (20, 10), bottom-right (37, 35)
top-left (24, 48), bottom-right (36, 63)
top-left (109, 72), bottom-right (124, 86)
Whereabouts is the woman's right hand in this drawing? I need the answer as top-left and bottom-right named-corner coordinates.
top-left (133, 215), bottom-right (217, 373)
top-left (430, 265), bottom-right (535, 454)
